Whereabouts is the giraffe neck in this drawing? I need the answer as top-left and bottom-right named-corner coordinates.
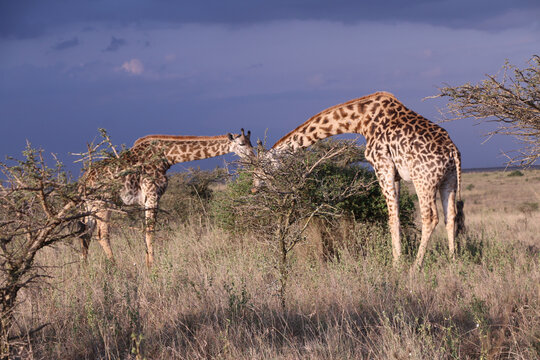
top-left (272, 91), bottom-right (398, 151)
top-left (132, 135), bottom-right (232, 165)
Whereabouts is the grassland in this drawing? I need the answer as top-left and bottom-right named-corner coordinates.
top-left (11, 169), bottom-right (540, 359)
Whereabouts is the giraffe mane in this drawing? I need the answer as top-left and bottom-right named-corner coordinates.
top-left (133, 134), bottom-right (230, 147)
top-left (272, 91), bottom-right (396, 149)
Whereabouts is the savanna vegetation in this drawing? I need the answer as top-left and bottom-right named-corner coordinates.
top-left (2, 56), bottom-right (539, 359)
top-left (1, 138), bottom-right (539, 359)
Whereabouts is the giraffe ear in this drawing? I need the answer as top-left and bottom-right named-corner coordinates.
top-left (227, 133), bottom-right (234, 140)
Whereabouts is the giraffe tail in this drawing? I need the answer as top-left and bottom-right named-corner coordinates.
top-left (453, 147), bottom-right (465, 236)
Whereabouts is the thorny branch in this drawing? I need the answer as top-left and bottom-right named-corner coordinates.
top-left (429, 55), bottom-right (540, 166)
top-left (0, 131), bottom-right (125, 355)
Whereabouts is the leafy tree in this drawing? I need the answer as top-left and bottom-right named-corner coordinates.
top-left (434, 55), bottom-right (540, 165)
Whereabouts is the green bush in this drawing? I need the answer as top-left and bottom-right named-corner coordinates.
top-left (305, 162), bottom-right (416, 226)
top-left (211, 141), bottom-right (417, 236)
top-left (211, 171), bottom-right (257, 232)
top-left (159, 167), bottom-right (228, 223)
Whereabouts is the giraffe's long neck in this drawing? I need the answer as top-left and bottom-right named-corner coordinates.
top-left (272, 91), bottom-right (397, 151)
top-left (132, 135), bottom-right (232, 165)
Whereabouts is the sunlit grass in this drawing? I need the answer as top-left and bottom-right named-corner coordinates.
top-left (12, 170), bottom-right (540, 359)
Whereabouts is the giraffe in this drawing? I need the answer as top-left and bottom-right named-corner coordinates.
top-left (255, 92), bottom-right (464, 270)
top-left (79, 129), bottom-right (254, 267)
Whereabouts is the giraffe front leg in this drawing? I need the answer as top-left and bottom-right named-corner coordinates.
top-left (96, 209), bottom-right (115, 262)
top-left (386, 192), bottom-right (402, 267)
top-left (79, 218), bottom-right (94, 262)
top-left (141, 176), bottom-right (166, 269)
top-left (78, 202), bottom-right (97, 262)
top-left (144, 207), bottom-right (157, 268)
top-left (80, 232), bottom-right (91, 262)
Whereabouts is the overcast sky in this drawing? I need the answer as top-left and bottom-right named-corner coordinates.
top-left (1, 1), bottom-right (539, 173)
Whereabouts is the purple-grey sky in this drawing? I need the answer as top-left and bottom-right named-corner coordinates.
top-left (1, 1), bottom-right (539, 173)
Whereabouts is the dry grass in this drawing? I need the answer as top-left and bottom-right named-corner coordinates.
top-left (9, 170), bottom-right (540, 359)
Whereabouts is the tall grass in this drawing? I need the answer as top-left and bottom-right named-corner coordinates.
top-left (10, 170), bottom-right (540, 359)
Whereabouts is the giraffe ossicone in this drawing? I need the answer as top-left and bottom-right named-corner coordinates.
top-left (79, 128), bottom-right (254, 268)
top-left (256, 92), bottom-right (464, 269)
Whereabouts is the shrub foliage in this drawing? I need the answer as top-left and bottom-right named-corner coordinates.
top-left (212, 139), bottom-right (416, 235)
top-left (211, 139), bottom-right (417, 306)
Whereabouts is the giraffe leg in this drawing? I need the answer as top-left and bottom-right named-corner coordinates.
top-left (394, 178), bottom-right (401, 199)
top-left (144, 206), bottom-right (157, 268)
top-left (79, 217), bottom-right (95, 262)
top-left (96, 209), bottom-right (114, 261)
top-left (413, 188), bottom-right (438, 270)
top-left (78, 201), bottom-right (98, 262)
top-left (141, 176), bottom-right (165, 269)
top-left (374, 167), bottom-right (401, 266)
top-left (440, 177), bottom-right (457, 259)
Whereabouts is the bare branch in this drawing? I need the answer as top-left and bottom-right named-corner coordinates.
top-left (433, 55), bottom-right (540, 166)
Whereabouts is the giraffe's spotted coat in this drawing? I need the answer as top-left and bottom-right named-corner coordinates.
top-left (80, 130), bottom-right (253, 267)
top-left (271, 91), bottom-right (463, 269)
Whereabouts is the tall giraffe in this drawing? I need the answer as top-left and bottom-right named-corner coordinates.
top-left (257, 92), bottom-right (463, 270)
top-left (80, 129), bottom-right (254, 267)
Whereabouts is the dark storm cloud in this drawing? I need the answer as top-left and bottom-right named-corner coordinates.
top-left (103, 36), bottom-right (126, 52)
top-left (52, 36), bottom-right (79, 50)
top-left (1, 0), bottom-right (539, 38)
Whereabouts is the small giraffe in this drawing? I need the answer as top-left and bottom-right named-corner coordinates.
top-left (80, 129), bottom-right (254, 267)
top-left (258, 92), bottom-right (463, 270)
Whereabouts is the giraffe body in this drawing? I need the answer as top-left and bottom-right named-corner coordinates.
top-left (80, 130), bottom-right (253, 267)
top-left (268, 92), bottom-right (463, 269)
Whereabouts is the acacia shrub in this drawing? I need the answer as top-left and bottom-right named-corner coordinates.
top-left (211, 140), bottom-right (417, 236)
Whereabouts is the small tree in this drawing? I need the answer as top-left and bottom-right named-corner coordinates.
top-left (213, 139), bottom-right (417, 307)
top-left (0, 144), bottom-right (88, 357)
top-left (216, 140), bottom-right (380, 307)
top-left (434, 55), bottom-right (540, 165)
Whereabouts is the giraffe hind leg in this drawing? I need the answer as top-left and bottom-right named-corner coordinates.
top-left (413, 189), bottom-right (439, 270)
top-left (374, 166), bottom-right (402, 266)
top-left (440, 177), bottom-right (458, 259)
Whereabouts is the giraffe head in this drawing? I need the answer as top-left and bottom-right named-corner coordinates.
top-left (227, 128), bottom-right (254, 159)
top-left (250, 141), bottom-right (282, 193)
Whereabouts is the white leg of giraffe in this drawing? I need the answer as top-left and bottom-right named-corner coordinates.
top-left (143, 192), bottom-right (159, 269)
top-left (95, 208), bottom-right (114, 261)
top-left (374, 165), bottom-right (402, 266)
top-left (144, 208), bottom-right (156, 268)
top-left (141, 175), bottom-right (167, 268)
top-left (79, 201), bottom-right (114, 262)
top-left (439, 174), bottom-right (458, 259)
top-left (413, 186), bottom-right (439, 270)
